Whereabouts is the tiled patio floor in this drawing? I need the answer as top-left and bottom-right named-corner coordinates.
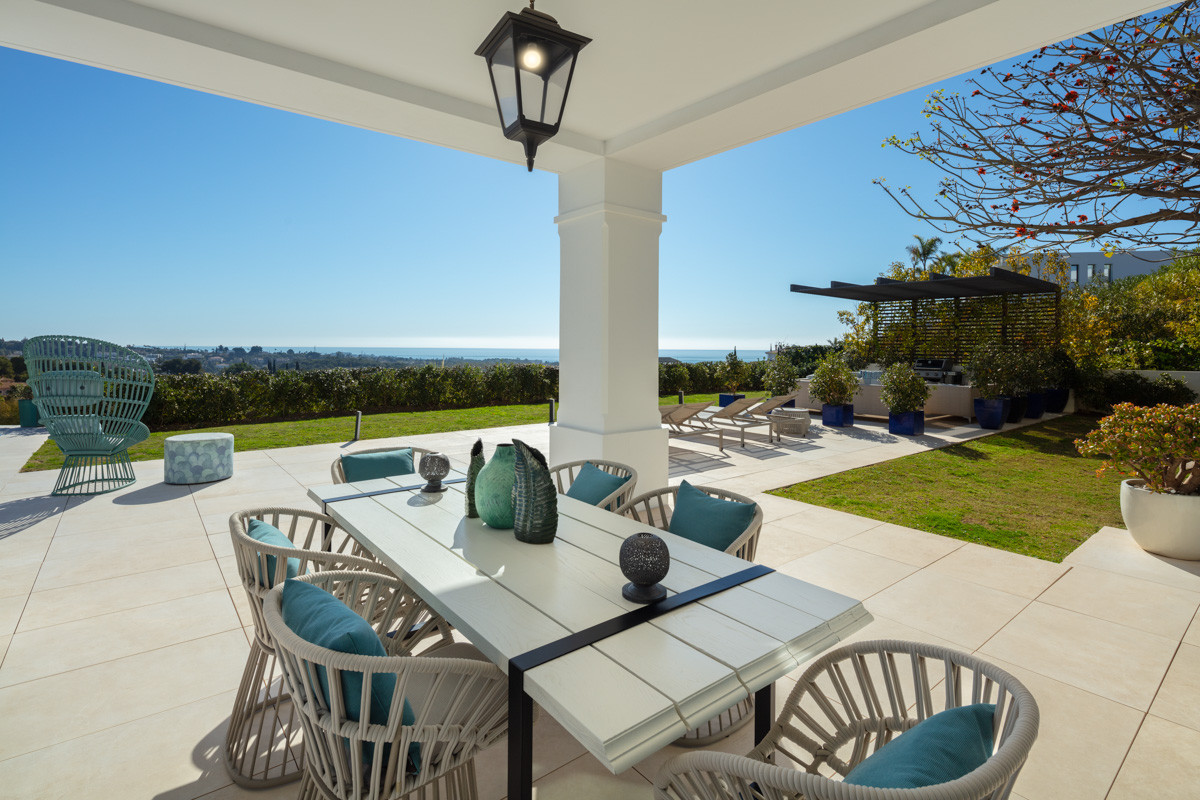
top-left (1, 416), bottom-right (1197, 799)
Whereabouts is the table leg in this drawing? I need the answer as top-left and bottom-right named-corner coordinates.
top-left (508, 671), bottom-right (534, 800)
top-left (320, 504), bottom-right (333, 552)
top-left (754, 683), bottom-right (774, 744)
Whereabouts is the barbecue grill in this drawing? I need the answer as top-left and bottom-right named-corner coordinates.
top-left (913, 358), bottom-right (953, 383)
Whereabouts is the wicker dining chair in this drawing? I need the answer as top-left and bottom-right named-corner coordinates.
top-left (225, 507), bottom-right (454, 788)
top-left (655, 639), bottom-right (1040, 800)
top-left (331, 446), bottom-right (435, 484)
top-left (549, 459), bottom-right (638, 511)
top-left (263, 570), bottom-right (510, 800)
top-left (620, 483), bottom-right (763, 746)
top-left (23, 334), bottom-right (155, 496)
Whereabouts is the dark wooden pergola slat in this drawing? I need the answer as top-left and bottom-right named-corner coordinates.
top-left (791, 268), bottom-right (1061, 362)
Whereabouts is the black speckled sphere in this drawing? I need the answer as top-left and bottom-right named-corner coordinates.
top-left (619, 532), bottom-right (670, 603)
top-left (419, 452), bottom-right (451, 493)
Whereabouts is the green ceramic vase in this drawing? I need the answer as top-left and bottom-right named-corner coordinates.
top-left (475, 443), bottom-right (516, 529)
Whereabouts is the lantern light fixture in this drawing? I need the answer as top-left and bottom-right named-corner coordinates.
top-left (475, 2), bottom-right (591, 171)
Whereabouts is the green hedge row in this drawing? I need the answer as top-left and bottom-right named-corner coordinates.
top-left (144, 364), bottom-right (559, 428)
top-left (141, 360), bottom-right (776, 429)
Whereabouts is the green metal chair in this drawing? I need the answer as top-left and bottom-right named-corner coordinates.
top-left (23, 335), bottom-right (156, 496)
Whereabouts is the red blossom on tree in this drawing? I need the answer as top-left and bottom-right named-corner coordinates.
top-left (876, 1), bottom-right (1200, 251)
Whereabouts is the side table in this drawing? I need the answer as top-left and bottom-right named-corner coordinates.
top-left (165, 432), bottom-right (234, 484)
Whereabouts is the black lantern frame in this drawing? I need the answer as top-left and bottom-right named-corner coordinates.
top-left (476, 4), bottom-right (591, 171)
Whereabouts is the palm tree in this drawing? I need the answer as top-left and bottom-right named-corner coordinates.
top-left (906, 235), bottom-right (942, 270)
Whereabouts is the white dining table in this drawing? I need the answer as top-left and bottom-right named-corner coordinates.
top-left (309, 469), bottom-right (870, 800)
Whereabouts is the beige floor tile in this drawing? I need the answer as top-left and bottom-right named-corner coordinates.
top-left (229, 586), bottom-right (256, 629)
top-left (208, 531), bottom-right (234, 559)
top-left (0, 690), bottom-right (242, 800)
top-left (0, 589), bottom-right (241, 687)
top-left (980, 655), bottom-right (1143, 800)
top-left (777, 545), bottom-right (917, 601)
top-left (925, 542), bottom-right (1069, 599)
top-left (0, 595), bottom-right (26, 637)
top-left (18, 559), bottom-right (227, 632)
top-left (0, 634), bottom-right (9, 666)
top-left (34, 520), bottom-right (214, 590)
top-left (1107, 714), bottom-right (1200, 800)
top-left (979, 602), bottom-right (1178, 711)
top-left (217, 555), bottom-right (241, 588)
top-left (1065, 527), bottom-right (1200, 594)
top-left (0, 629), bottom-right (247, 760)
top-left (864, 571), bottom-right (1028, 651)
top-left (770, 505), bottom-right (882, 543)
top-left (1186, 610), bottom-right (1200, 648)
top-left (841, 523), bottom-right (963, 567)
top-left (834, 613), bottom-right (962, 652)
top-left (474, 708), bottom-right (590, 800)
top-left (193, 487), bottom-right (314, 519)
top-left (1039, 565), bottom-right (1200, 641)
top-left (1149, 643), bottom-right (1200, 734)
top-left (518, 752), bottom-right (653, 800)
top-left (742, 492), bottom-right (810, 522)
top-left (52, 498), bottom-right (201, 536)
top-left (195, 780), bottom-right (298, 800)
top-left (752, 526), bottom-right (830, 569)
top-left (187, 464), bottom-right (303, 499)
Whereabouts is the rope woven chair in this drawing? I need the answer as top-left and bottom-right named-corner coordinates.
top-left (226, 507), bottom-right (454, 788)
top-left (620, 484), bottom-right (763, 746)
top-left (23, 334), bottom-right (155, 495)
top-left (548, 459), bottom-right (638, 511)
top-left (654, 639), bottom-right (1040, 800)
top-left (263, 570), bottom-right (510, 800)
top-left (331, 446), bottom-right (435, 484)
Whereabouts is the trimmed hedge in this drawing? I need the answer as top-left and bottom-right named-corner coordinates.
top-left (139, 360), bottom-right (769, 429)
top-left (144, 364), bottom-right (559, 429)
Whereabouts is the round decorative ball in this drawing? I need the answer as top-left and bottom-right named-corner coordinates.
top-left (418, 452), bottom-right (451, 493)
top-left (619, 532), bottom-right (670, 604)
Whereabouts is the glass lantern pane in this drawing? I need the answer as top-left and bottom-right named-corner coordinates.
top-left (489, 34), bottom-right (519, 129)
top-left (515, 35), bottom-right (576, 126)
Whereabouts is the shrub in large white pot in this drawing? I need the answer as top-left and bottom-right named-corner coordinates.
top-left (1076, 402), bottom-right (1200, 560)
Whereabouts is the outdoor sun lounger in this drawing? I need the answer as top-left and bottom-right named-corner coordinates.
top-left (661, 402), bottom-right (726, 448)
top-left (694, 395), bottom-right (766, 424)
top-left (740, 391), bottom-right (802, 420)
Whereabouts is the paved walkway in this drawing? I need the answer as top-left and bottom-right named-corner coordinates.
top-left (0, 417), bottom-right (1196, 799)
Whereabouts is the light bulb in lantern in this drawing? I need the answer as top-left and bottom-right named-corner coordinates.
top-left (521, 45), bottom-right (544, 70)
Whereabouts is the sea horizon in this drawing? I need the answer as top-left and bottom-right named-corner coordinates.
top-left (148, 345), bottom-right (770, 364)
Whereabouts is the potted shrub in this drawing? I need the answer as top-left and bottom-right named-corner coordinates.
top-left (1000, 348), bottom-right (1031, 423)
top-left (716, 350), bottom-right (749, 407)
top-left (1023, 348), bottom-right (1051, 420)
top-left (810, 353), bottom-right (859, 427)
top-left (1076, 402), bottom-right (1200, 560)
top-left (880, 363), bottom-right (931, 436)
top-left (763, 356), bottom-right (799, 403)
top-left (1043, 349), bottom-right (1074, 413)
top-left (966, 341), bottom-right (1010, 430)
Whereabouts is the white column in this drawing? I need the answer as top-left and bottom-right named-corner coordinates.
top-left (549, 157), bottom-right (669, 490)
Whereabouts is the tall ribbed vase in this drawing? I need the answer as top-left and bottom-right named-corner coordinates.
top-left (512, 439), bottom-right (557, 544)
top-left (475, 443), bottom-right (515, 529)
top-left (465, 438), bottom-right (485, 518)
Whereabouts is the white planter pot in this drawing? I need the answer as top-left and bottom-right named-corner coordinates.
top-left (1120, 479), bottom-right (1200, 561)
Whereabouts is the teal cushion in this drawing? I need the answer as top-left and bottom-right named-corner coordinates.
top-left (247, 519), bottom-right (300, 587)
top-left (281, 580), bottom-right (419, 773)
top-left (565, 462), bottom-right (631, 509)
top-left (844, 703), bottom-right (996, 789)
top-left (668, 480), bottom-right (757, 552)
top-left (341, 449), bottom-right (415, 482)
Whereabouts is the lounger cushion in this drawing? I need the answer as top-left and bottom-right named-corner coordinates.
top-left (340, 448), bottom-right (415, 482)
top-left (281, 580), bottom-right (419, 772)
top-left (668, 480), bottom-right (757, 552)
top-left (247, 519), bottom-right (300, 587)
top-left (565, 462), bottom-right (630, 508)
top-left (843, 703), bottom-right (996, 788)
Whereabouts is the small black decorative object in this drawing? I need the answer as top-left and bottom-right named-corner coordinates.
top-left (619, 532), bottom-right (670, 603)
top-left (512, 439), bottom-right (558, 544)
top-left (465, 438), bottom-right (485, 517)
top-left (418, 452), bottom-right (451, 493)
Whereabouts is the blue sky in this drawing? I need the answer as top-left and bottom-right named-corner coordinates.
top-left (0, 45), bottom-right (978, 352)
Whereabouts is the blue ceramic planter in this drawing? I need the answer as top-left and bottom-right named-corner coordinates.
top-left (975, 397), bottom-right (1009, 430)
top-left (1024, 392), bottom-right (1046, 419)
top-left (718, 393), bottom-right (746, 408)
top-left (888, 411), bottom-right (924, 436)
top-left (821, 403), bottom-right (854, 427)
top-left (1004, 395), bottom-right (1028, 423)
top-left (1044, 388), bottom-right (1070, 413)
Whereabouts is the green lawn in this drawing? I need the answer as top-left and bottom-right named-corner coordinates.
top-left (768, 415), bottom-right (1124, 562)
top-left (21, 403), bottom-right (552, 472)
top-left (21, 393), bottom-right (730, 473)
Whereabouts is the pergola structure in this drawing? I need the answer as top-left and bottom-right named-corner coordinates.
top-left (792, 268), bottom-right (1062, 362)
top-left (2, 0), bottom-right (1167, 487)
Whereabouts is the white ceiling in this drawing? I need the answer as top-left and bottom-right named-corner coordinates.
top-left (3, 0), bottom-right (1171, 173)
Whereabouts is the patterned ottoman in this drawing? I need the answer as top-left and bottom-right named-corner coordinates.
top-left (164, 432), bottom-right (234, 484)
